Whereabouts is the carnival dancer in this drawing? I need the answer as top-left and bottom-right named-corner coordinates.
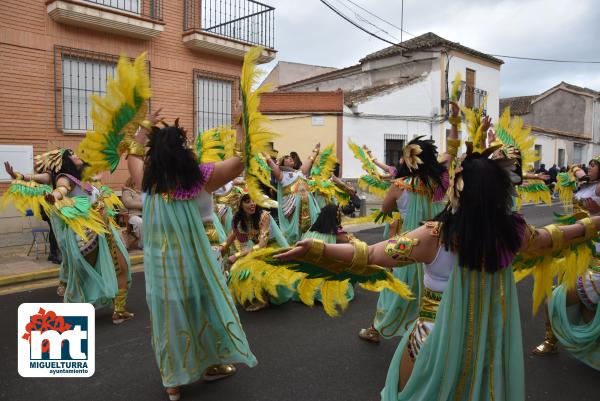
top-left (266, 146), bottom-right (321, 243)
top-left (357, 101), bottom-right (465, 343)
top-left (531, 160), bottom-right (600, 370)
top-left (3, 151), bottom-right (133, 324)
top-left (124, 118), bottom-right (256, 399)
top-left (275, 143), bottom-right (600, 401)
top-left (222, 193), bottom-right (290, 311)
top-left (214, 177), bottom-right (245, 233)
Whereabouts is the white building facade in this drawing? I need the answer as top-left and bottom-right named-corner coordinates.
top-left (277, 32), bottom-right (502, 178)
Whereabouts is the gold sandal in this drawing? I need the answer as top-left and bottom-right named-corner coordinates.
top-left (358, 325), bottom-right (380, 343)
top-left (203, 364), bottom-right (236, 381)
top-left (112, 311), bottom-right (135, 325)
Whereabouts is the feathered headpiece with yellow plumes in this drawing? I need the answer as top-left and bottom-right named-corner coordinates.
top-left (195, 126), bottom-right (236, 164)
top-left (241, 47), bottom-right (278, 209)
top-left (461, 95), bottom-right (488, 153)
top-left (494, 108), bottom-right (537, 169)
top-left (78, 52), bottom-right (152, 180)
top-left (34, 149), bottom-right (67, 174)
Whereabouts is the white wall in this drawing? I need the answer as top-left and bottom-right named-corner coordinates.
top-left (447, 55), bottom-right (501, 121)
top-left (530, 134), bottom-right (575, 169)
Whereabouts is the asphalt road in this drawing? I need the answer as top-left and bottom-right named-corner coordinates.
top-left (1, 202), bottom-right (598, 401)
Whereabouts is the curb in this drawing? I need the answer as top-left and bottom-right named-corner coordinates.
top-left (0, 254), bottom-right (144, 288)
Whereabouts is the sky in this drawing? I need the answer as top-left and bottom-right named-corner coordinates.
top-left (260, 0), bottom-right (600, 98)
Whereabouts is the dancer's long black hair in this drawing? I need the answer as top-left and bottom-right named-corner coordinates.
top-left (309, 204), bottom-right (341, 235)
top-left (142, 124), bottom-right (203, 193)
top-left (233, 194), bottom-right (264, 233)
top-left (395, 136), bottom-right (446, 190)
top-left (435, 155), bottom-right (524, 273)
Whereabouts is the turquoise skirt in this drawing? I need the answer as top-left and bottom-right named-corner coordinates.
top-left (143, 194), bottom-right (257, 387)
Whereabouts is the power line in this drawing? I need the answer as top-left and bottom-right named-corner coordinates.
top-left (320, 0), bottom-right (406, 49)
top-left (332, 0), bottom-right (401, 42)
top-left (344, 0), bottom-right (416, 38)
top-left (324, 1), bottom-right (600, 64)
top-left (488, 54), bottom-right (600, 64)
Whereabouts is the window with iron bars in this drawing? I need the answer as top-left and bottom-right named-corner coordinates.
top-left (193, 70), bottom-right (238, 136)
top-left (384, 134), bottom-right (407, 167)
top-left (54, 46), bottom-right (150, 133)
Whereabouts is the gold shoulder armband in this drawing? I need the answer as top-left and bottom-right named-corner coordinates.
top-left (384, 235), bottom-right (420, 263)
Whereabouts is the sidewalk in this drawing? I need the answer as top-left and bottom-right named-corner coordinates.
top-left (0, 244), bottom-right (143, 292)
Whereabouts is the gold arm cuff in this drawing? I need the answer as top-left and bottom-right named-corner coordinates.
top-left (234, 251), bottom-right (242, 258)
top-left (448, 115), bottom-right (462, 126)
top-left (543, 224), bottom-right (564, 253)
top-left (56, 185), bottom-right (70, 196)
top-left (446, 138), bottom-right (461, 156)
top-left (579, 217), bottom-right (597, 242)
top-left (140, 120), bottom-right (153, 130)
top-left (349, 240), bottom-right (369, 274)
top-left (384, 235), bottom-right (420, 263)
top-left (127, 141), bottom-right (146, 158)
top-left (308, 156), bottom-right (315, 161)
top-left (252, 244), bottom-right (261, 251)
top-left (234, 142), bottom-right (244, 159)
top-left (14, 172), bottom-right (24, 180)
top-left (304, 238), bottom-right (325, 264)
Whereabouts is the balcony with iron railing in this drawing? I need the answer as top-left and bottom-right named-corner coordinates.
top-left (47, 0), bottom-right (165, 39)
top-left (462, 85), bottom-right (488, 113)
top-left (183, 0), bottom-right (276, 63)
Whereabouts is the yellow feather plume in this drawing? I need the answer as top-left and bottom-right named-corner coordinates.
top-left (78, 52), bottom-right (152, 181)
top-left (358, 271), bottom-right (414, 300)
top-left (450, 72), bottom-right (462, 101)
top-left (196, 126), bottom-right (236, 163)
top-left (461, 95), bottom-right (488, 153)
top-left (228, 247), bottom-right (303, 306)
top-left (515, 240), bottom-right (595, 314)
top-left (241, 47), bottom-right (278, 208)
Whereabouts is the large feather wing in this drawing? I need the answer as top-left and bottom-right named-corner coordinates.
top-left (233, 247), bottom-right (413, 317)
top-left (348, 140), bottom-right (379, 177)
top-left (78, 53), bottom-right (152, 180)
top-left (241, 47), bottom-right (278, 208)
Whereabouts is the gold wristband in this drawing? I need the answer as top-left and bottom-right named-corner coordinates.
top-left (56, 185), bottom-right (70, 196)
top-left (448, 115), bottom-right (462, 126)
top-left (543, 224), bottom-right (564, 253)
top-left (127, 141), bottom-right (146, 158)
top-left (446, 138), bottom-right (461, 156)
top-left (349, 240), bottom-right (369, 275)
top-left (234, 251), bottom-right (242, 258)
top-left (252, 244), bottom-right (261, 251)
top-left (234, 142), bottom-right (244, 159)
top-left (309, 156), bottom-right (315, 161)
top-left (14, 172), bottom-right (24, 180)
top-left (579, 217), bottom-right (597, 241)
top-left (304, 238), bottom-right (325, 264)
top-left (140, 119), bottom-right (153, 130)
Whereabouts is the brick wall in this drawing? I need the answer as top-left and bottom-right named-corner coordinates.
top-left (0, 0), bottom-right (245, 192)
top-left (259, 91), bottom-right (343, 113)
top-left (0, 0), bottom-right (256, 241)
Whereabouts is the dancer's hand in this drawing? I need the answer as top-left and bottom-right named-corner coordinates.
top-left (449, 100), bottom-right (460, 117)
top-left (582, 198), bottom-right (600, 213)
top-left (273, 239), bottom-right (312, 261)
top-left (45, 193), bottom-right (56, 205)
top-left (148, 108), bottom-right (163, 126)
top-left (228, 254), bottom-right (238, 264)
top-left (481, 116), bottom-right (492, 134)
top-left (4, 161), bottom-right (17, 179)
